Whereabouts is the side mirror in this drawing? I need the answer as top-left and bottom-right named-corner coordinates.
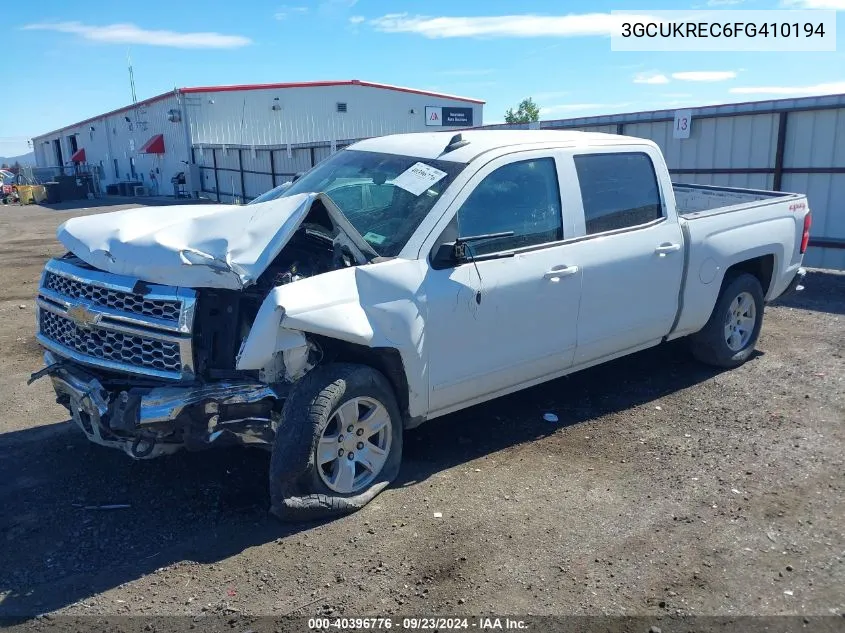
top-left (431, 241), bottom-right (461, 269)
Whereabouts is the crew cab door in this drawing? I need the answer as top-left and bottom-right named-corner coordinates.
top-left (423, 151), bottom-right (582, 415)
top-left (561, 149), bottom-right (685, 365)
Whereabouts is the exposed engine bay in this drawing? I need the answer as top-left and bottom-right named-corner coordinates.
top-left (33, 199), bottom-right (368, 458)
top-left (193, 220), bottom-right (345, 381)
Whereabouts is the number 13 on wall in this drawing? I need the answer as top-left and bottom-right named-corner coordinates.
top-left (673, 109), bottom-right (692, 139)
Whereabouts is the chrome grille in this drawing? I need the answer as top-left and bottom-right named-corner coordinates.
top-left (40, 310), bottom-right (182, 373)
top-left (44, 271), bottom-right (182, 323)
top-left (36, 258), bottom-right (196, 381)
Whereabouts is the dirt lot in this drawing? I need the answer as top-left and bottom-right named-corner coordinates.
top-left (0, 201), bottom-right (843, 623)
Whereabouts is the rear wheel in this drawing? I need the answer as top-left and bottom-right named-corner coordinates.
top-left (690, 272), bottom-right (765, 368)
top-left (269, 363), bottom-right (403, 522)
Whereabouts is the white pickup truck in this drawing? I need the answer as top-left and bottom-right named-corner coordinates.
top-left (32, 130), bottom-right (810, 519)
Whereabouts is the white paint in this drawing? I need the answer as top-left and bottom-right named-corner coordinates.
top-left (56, 192), bottom-right (368, 290)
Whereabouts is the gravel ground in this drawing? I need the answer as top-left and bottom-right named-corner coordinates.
top-left (0, 202), bottom-right (842, 623)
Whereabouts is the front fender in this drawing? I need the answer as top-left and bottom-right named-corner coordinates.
top-left (236, 259), bottom-right (430, 418)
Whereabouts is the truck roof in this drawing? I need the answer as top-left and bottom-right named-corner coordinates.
top-left (349, 130), bottom-right (652, 163)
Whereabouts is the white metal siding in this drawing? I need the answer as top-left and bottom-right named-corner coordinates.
top-left (32, 94), bottom-right (192, 194)
top-left (187, 85), bottom-right (482, 147)
top-left (784, 109), bottom-right (845, 169)
top-left (671, 172), bottom-right (774, 190)
top-left (623, 114), bottom-right (778, 170)
top-left (34, 84), bottom-right (481, 204)
top-left (783, 172), bottom-right (845, 270)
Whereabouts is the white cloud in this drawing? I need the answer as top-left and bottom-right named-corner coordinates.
top-left (729, 81), bottom-right (845, 95)
top-left (275, 6), bottom-right (309, 20)
top-left (707, 0), bottom-right (745, 5)
top-left (22, 21), bottom-right (251, 48)
top-left (368, 12), bottom-right (661, 38)
top-left (634, 72), bottom-right (670, 85)
top-left (672, 71), bottom-right (737, 82)
top-left (781, 0), bottom-right (845, 9)
top-left (348, 15), bottom-right (366, 24)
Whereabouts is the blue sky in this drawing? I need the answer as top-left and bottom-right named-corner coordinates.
top-left (1, 0), bottom-right (844, 157)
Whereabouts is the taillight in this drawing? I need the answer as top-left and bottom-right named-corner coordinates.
top-left (800, 212), bottom-right (812, 254)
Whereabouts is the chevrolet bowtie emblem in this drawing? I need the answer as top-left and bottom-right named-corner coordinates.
top-left (66, 305), bottom-right (101, 329)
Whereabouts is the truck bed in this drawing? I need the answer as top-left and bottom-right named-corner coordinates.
top-left (673, 183), bottom-right (805, 219)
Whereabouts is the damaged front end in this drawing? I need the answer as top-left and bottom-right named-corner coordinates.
top-left (35, 350), bottom-right (283, 458)
top-left (32, 194), bottom-right (365, 458)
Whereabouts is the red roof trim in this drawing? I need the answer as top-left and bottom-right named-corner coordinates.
top-left (139, 134), bottom-right (165, 154)
top-left (182, 80), bottom-right (352, 94)
top-left (181, 79), bottom-right (485, 104)
top-left (33, 80), bottom-right (485, 138)
top-left (70, 148), bottom-right (86, 163)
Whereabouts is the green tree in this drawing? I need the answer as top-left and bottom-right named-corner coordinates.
top-left (504, 98), bottom-right (541, 124)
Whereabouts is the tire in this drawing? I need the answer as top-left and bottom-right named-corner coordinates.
top-left (269, 363), bottom-right (403, 522)
top-left (689, 272), bottom-right (765, 368)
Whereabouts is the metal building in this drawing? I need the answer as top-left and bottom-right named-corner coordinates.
top-left (480, 94), bottom-right (845, 271)
top-left (31, 80), bottom-right (484, 202)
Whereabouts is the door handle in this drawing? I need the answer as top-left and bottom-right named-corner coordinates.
top-left (655, 243), bottom-right (682, 256)
top-left (544, 265), bottom-right (579, 281)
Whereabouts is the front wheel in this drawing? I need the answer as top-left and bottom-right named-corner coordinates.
top-left (689, 272), bottom-right (765, 368)
top-left (269, 363), bottom-right (403, 521)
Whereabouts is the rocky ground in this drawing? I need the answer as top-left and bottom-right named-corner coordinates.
top-left (0, 201), bottom-right (842, 627)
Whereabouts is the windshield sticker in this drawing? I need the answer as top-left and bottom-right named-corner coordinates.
top-left (363, 231), bottom-right (387, 246)
top-left (392, 162), bottom-right (448, 196)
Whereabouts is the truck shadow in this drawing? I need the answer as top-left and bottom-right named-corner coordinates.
top-left (397, 340), bottom-right (727, 487)
top-left (770, 268), bottom-right (845, 316)
top-left (0, 341), bottom-right (728, 617)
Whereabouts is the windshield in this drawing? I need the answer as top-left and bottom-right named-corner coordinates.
top-left (248, 182), bottom-right (292, 205)
top-left (276, 150), bottom-right (466, 257)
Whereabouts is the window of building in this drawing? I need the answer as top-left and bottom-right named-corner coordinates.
top-left (336, 102), bottom-right (348, 113)
top-left (573, 152), bottom-right (663, 235)
top-left (113, 158), bottom-right (120, 179)
top-left (456, 158), bottom-right (563, 256)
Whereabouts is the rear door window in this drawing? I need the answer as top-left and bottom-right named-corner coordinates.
top-left (574, 152), bottom-right (663, 235)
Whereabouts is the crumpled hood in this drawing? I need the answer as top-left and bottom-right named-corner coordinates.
top-left (58, 193), bottom-right (322, 290)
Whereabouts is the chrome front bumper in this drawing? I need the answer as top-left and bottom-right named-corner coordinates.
top-left (42, 351), bottom-right (281, 459)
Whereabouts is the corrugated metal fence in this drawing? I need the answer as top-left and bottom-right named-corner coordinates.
top-left (192, 139), bottom-right (356, 205)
